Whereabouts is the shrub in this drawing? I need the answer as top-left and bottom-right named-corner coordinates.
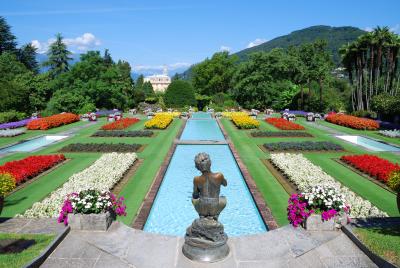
top-left (60, 143), bottom-right (142, 152)
top-left (164, 80), bottom-right (196, 108)
top-left (27, 113), bottom-right (79, 130)
top-left (92, 130), bottom-right (153, 137)
top-left (326, 114), bottom-right (379, 130)
top-left (0, 111), bottom-right (27, 124)
top-left (101, 118), bottom-right (140, 130)
top-left (144, 114), bottom-right (173, 129)
top-left (251, 131), bottom-right (312, 137)
top-left (264, 141), bottom-right (343, 151)
top-left (0, 173), bottom-right (16, 196)
top-left (388, 171), bottom-right (400, 193)
top-left (266, 118), bottom-right (305, 130)
top-left (78, 103), bottom-right (96, 115)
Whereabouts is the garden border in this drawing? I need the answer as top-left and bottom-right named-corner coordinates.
top-left (217, 118), bottom-right (279, 230)
top-left (261, 159), bottom-right (297, 195)
top-left (247, 131), bottom-right (314, 138)
top-left (257, 144), bottom-right (346, 154)
top-left (111, 159), bottom-right (144, 196)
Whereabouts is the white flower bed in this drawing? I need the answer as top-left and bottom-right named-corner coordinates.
top-left (0, 128), bottom-right (26, 137)
top-left (379, 129), bottom-right (400, 138)
top-left (270, 153), bottom-right (387, 218)
top-left (21, 152), bottom-right (137, 218)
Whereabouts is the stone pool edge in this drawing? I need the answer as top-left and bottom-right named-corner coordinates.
top-left (216, 118), bottom-right (278, 230)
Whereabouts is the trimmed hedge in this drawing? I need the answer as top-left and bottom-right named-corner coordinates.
top-left (92, 130), bottom-right (153, 137)
top-left (164, 80), bottom-right (196, 107)
top-left (251, 131), bottom-right (312, 137)
top-left (60, 143), bottom-right (142, 152)
top-left (263, 141), bottom-right (343, 151)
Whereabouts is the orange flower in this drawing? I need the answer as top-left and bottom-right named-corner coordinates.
top-left (326, 114), bottom-right (379, 130)
top-left (27, 113), bottom-right (79, 130)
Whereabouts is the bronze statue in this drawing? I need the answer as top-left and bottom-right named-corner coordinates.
top-left (182, 153), bottom-right (230, 262)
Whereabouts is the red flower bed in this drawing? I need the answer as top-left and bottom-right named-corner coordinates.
top-left (326, 114), bottom-right (379, 130)
top-left (101, 118), bottom-right (140, 130)
top-left (0, 155), bottom-right (66, 184)
top-left (27, 113), bottom-right (79, 130)
top-left (341, 154), bottom-right (400, 183)
top-left (265, 118), bottom-right (305, 130)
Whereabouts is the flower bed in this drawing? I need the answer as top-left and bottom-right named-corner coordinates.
top-left (0, 128), bottom-right (26, 137)
top-left (340, 155), bottom-right (400, 183)
top-left (379, 130), bottom-right (400, 138)
top-left (0, 118), bottom-right (32, 130)
top-left (326, 114), bottom-right (379, 130)
top-left (60, 143), bottom-right (142, 153)
top-left (27, 113), bottom-right (79, 130)
top-left (251, 131), bottom-right (312, 137)
top-left (0, 155), bottom-right (65, 184)
top-left (22, 152), bottom-right (137, 218)
top-left (101, 118), bottom-right (140, 130)
top-left (144, 114), bottom-right (173, 129)
top-left (266, 118), bottom-right (305, 130)
top-left (156, 112), bottom-right (180, 118)
top-left (231, 114), bottom-right (260, 129)
top-left (92, 130), bottom-right (153, 137)
top-left (270, 153), bottom-right (387, 218)
top-left (264, 141), bottom-right (343, 151)
top-left (221, 112), bottom-right (247, 119)
top-left (280, 110), bottom-right (308, 117)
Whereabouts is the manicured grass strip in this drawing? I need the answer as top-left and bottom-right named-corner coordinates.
top-left (0, 233), bottom-right (55, 268)
top-left (221, 118), bottom-right (289, 226)
top-left (118, 119), bottom-right (183, 225)
top-left (59, 143), bottom-right (142, 152)
top-left (354, 226), bottom-right (400, 267)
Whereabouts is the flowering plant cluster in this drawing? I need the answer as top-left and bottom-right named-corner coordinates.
top-left (60, 143), bottom-right (141, 152)
top-left (57, 189), bottom-right (127, 225)
top-left (0, 118), bottom-right (32, 130)
top-left (281, 110), bottom-right (308, 117)
top-left (145, 114), bottom-right (173, 129)
top-left (264, 141), bottom-right (343, 151)
top-left (27, 113), bottom-right (79, 130)
top-left (231, 114), bottom-right (260, 129)
top-left (388, 170), bottom-right (400, 193)
top-left (266, 118), bottom-right (305, 130)
top-left (304, 185), bottom-right (348, 215)
top-left (101, 118), bottom-right (139, 130)
top-left (92, 130), bottom-right (153, 137)
top-left (379, 129), bottom-right (400, 138)
top-left (287, 193), bottom-right (313, 227)
top-left (221, 112), bottom-right (247, 119)
top-left (270, 153), bottom-right (387, 218)
top-left (0, 128), bottom-right (26, 137)
top-left (0, 173), bottom-right (16, 197)
top-left (21, 153), bottom-right (137, 218)
top-left (341, 154), bottom-right (400, 183)
top-left (80, 113), bottom-right (97, 122)
top-left (0, 155), bottom-right (65, 184)
top-left (326, 114), bottom-right (379, 130)
top-left (156, 112), bottom-right (181, 118)
top-left (251, 131), bottom-right (312, 137)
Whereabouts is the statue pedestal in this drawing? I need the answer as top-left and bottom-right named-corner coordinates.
top-left (182, 217), bottom-right (229, 262)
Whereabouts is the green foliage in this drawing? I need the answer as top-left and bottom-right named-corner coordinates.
top-left (191, 51), bottom-right (238, 95)
top-left (142, 81), bottom-right (155, 97)
top-left (18, 43), bottom-right (39, 73)
top-left (78, 102), bottom-right (96, 115)
top-left (145, 97), bottom-right (158, 104)
top-left (46, 90), bottom-right (92, 114)
top-left (388, 170), bottom-right (400, 193)
top-left (0, 172), bottom-right (16, 196)
top-left (195, 94), bottom-right (211, 111)
top-left (43, 33), bottom-right (72, 76)
top-left (272, 81), bottom-right (299, 110)
top-left (164, 80), bottom-right (196, 107)
top-left (371, 94), bottom-right (400, 116)
top-left (0, 111), bottom-right (26, 124)
top-left (60, 143), bottom-right (142, 152)
top-left (0, 16), bottom-right (17, 54)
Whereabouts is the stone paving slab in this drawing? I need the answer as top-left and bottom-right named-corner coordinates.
top-left (40, 221), bottom-right (377, 268)
top-left (0, 217), bottom-right (66, 235)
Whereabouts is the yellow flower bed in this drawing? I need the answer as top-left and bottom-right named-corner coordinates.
top-left (145, 114), bottom-right (173, 129)
top-left (231, 115), bottom-right (260, 129)
top-left (221, 112), bottom-right (247, 119)
top-left (155, 112), bottom-right (181, 118)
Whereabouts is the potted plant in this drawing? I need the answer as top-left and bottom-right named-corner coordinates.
top-left (287, 185), bottom-right (349, 231)
top-left (388, 170), bottom-right (400, 213)
top-left (58, 189), bottom-right (127, 231)
top-left (0, 173), bottom-right (16, 215)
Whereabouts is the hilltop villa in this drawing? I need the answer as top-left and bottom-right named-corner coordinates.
top-left (144, 67), bottom-right (171, 92)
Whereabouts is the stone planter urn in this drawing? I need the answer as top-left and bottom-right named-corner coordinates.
top-left (68, 212), bottom-right (114, 231)
top-left (305, 213), bottom-right (347, 231)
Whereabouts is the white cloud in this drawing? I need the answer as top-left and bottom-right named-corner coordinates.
top-left (390, 24), bottom-right (400, 34)
top-left (31, 33), bottom-right (101, 54)
top-left (219, 45), bottom-right (231, 52)
top-left (132, 62), bottom-right (191, 72)
top-left (364, 27), bottom-right (373, 32)
top-left (247, 38), bottom-right (267, 48)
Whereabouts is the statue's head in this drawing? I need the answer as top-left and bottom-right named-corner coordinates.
top-left (195, 152), bottom-right (211, 173)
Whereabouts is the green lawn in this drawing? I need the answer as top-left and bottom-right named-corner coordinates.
top-left (0, 233), bottom-right (55, 268)
top-left (354, 226), bottom-right (400, 266)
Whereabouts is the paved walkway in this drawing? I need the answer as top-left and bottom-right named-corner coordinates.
top-left (42, 221), bottom-right (376, 268)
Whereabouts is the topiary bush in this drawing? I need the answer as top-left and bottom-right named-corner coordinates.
top-left (0, 173), bottom-right (16, 197)
top-left (164, 80), bottom-right (196, 108)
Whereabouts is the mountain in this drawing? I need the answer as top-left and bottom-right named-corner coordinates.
top-left (235, 25), bottom-right (365, 64)
top-left (181, 25), bottom-right (366, 79)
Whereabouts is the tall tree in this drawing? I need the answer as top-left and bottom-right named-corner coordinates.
top-left (43, 33), bottom-right (72, 76)
top-left (142, 81), bottom-right (155, 97)
top-left (18, 43), bottom-right (39, 73)
top-left (103, 49), bottom-right (113, 66)
top-left (0, 16), bottom-right (17, 54)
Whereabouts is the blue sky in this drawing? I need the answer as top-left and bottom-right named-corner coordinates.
top-left (2, 0), bottom-right (400, 74)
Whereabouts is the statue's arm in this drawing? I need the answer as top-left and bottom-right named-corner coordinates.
top-left (192, 177), bottom-right (200, 199)
top-left (219, 173), bottom-right (227, 187)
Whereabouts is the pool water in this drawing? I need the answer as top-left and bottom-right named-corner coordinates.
top-left (180, 120), bottom-right (225, 141)
top-left (0, 135), bottom-right (68, 154)
top-left (190, 112), bottom-right (212, 119)
top-left (144, 112), bottom-right (267, 236)
top-left (336, 135), bottom-right (400, 152)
